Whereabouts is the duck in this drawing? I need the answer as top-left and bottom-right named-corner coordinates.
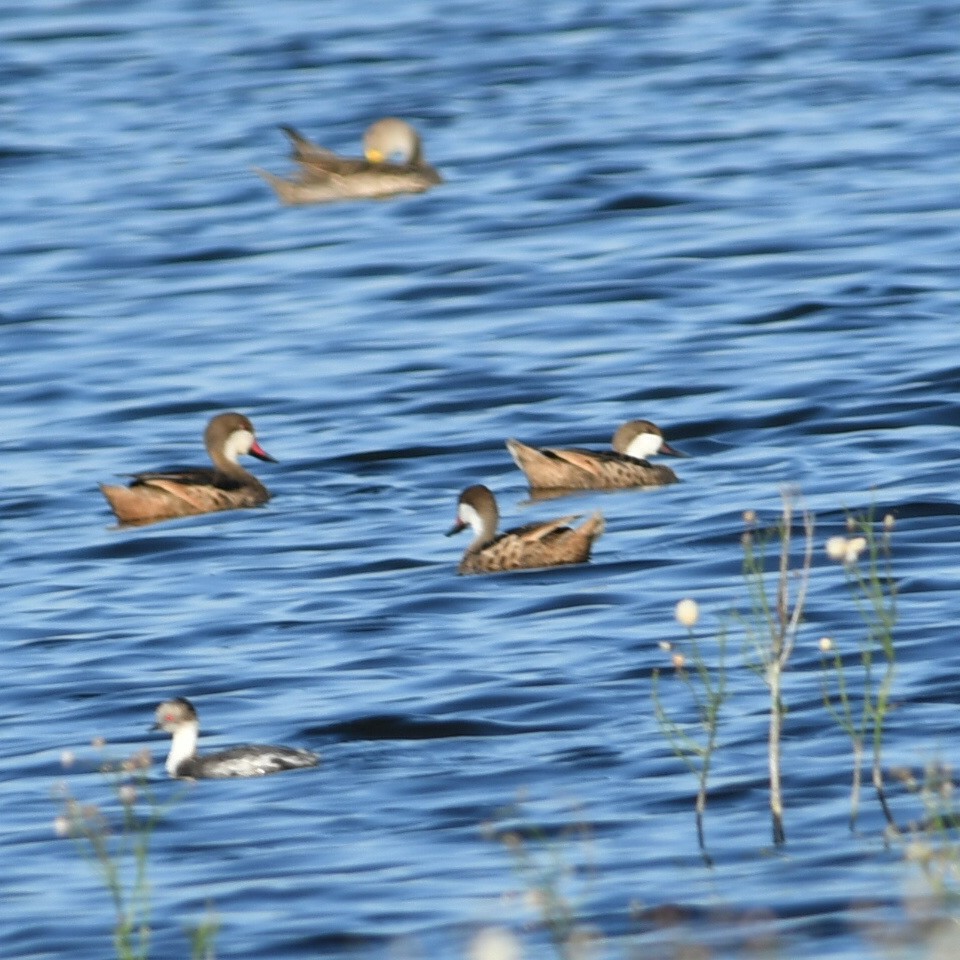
top-left (99, 412), bottom-right (275, 525)
top-left (506, 420), bottom-right (684, 492)
top-left (151, 697), bottom-right (319, 779)
top-left (255, 117), bottom-right (442, 204)
top-left (446, 484), bottom-right (604, 574)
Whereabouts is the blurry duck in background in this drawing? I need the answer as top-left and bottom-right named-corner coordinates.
top-left (99, 412), bottom-right (275, 525)
top-left (506, 420), bottom-right (685, 494)
top-left (447, 484), bottom-right (604, 574)
top-left (256, 117), bottom-right (442, 204)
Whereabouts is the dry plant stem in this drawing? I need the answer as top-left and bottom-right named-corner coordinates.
top-left (850, 737), bottom-right (864, 830)
top-left (744, 492), bottom-right (813, 846)
top-left (651, 627), bottom-right (726, 865)
top-left (818, 644), bottom-right (866, 831)
top-left (873, 762), bottom-right (895, 830)
top-left (822, 513), bottom-right (898, 832)
top-left (767, 664), bottom-right (786, 846)
top-left (818, 511), bottom-right (900, 832)
top-left (694, 750), bottom-right (713, 866)
top-left (856, 523), bottom-right (898, 831)
top-left (691, 630), bottom-right (723, 865)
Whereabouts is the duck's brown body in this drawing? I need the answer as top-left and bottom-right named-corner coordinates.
top-left (100, 413), bottom-right (275, 525)
top-left (448, 484), bottom-right (604, 575)
top-left (506, 420), bottom-right (683, 492)
top-left (506, 439), bottom-right (678, 490)
top-left (256, 118), bottom-right (442, 205)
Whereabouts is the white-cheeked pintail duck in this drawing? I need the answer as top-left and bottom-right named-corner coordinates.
top-left (152, 697), bottom-right (319, 779)
top-left (99, 412), bottom-right (275, 525)
top-left (446, 484), bottom-right (604, 575)
top-left (506, 420), bottom-right (684, 492)
top-left (255, 117), bottom-right (442, 204)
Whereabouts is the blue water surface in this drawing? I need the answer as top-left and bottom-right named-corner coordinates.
top-left (3, 1), bottom-right (960, 957)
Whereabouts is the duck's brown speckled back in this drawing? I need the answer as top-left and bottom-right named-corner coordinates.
top-left (458, 511), bottom-right (605, 574)
top-left (506, 420), bottom-right (683, 491)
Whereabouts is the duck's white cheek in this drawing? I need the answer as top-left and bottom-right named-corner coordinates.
top-left (625, 434), bottom-right (659, 459)
top-left (459, 503), bottom-right (483, 533)
top-left (223, 429), bottom-right (255, 461)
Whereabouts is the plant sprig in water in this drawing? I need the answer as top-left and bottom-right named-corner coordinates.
top-left (652, 597), bottom-right (728, 863)
top-left (54, 741), bottom-right (218, 960)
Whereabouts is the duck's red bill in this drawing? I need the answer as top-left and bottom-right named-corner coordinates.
top-left (249, 441), bottom-right (277, 462)
top-left (660, 441), bottom-right (686, 458)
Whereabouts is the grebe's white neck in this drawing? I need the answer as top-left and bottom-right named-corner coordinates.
top-left (165, 720), bottom-right (200, 777)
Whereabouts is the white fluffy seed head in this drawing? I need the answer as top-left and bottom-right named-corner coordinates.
top-left (675, 598), bottom-right (700, 628)
top-left (825, 536), bottom-right (848, 562)
top-left (845, 537), bottom-right (867, 564)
